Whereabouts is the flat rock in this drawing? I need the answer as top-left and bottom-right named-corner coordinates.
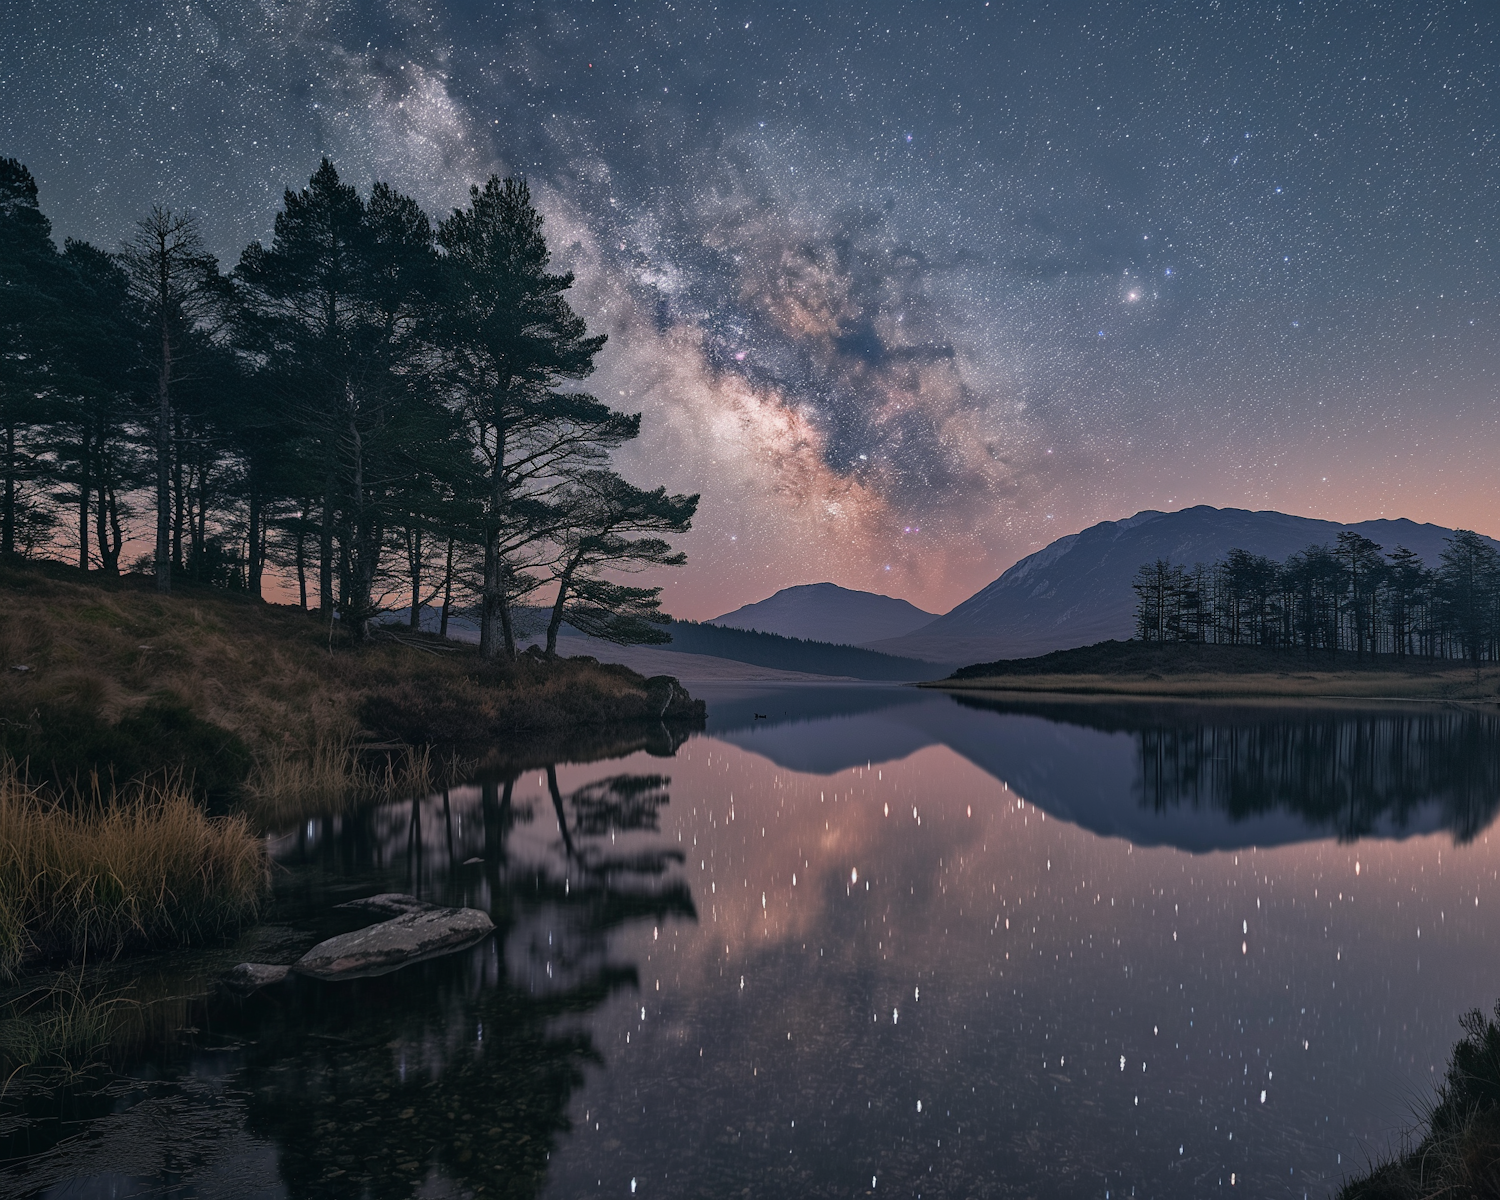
top-left (226, 962), bottom-right (291, 991)
top-left (294, 905), bottom-right (494, 980)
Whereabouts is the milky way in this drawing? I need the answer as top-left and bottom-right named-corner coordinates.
top-left (3, 1), bottom-right (1496, 615)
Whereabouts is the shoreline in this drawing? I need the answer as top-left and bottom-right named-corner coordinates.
top-left (0, 558), bottom-right (706, 816)
top-left (920, 640), bottom-right (1500, 703)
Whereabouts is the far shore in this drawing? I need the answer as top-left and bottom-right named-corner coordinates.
top-left (921, 640), bottom-right (1500, 702)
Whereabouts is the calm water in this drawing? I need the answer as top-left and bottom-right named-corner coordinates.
top-left (8, 686), bottom-right (1500, 1198)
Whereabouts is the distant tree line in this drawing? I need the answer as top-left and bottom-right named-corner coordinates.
top-left (1132, 530), bottom-right (1500, 662)
top-left (0, 156), bottom-right (697, 657)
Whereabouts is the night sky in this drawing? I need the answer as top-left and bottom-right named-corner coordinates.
top-left (2, 1), bottom-right (1496, 616)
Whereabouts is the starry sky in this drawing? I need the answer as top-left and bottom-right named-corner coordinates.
top-left (2, 1), bottom-right (1497, 617)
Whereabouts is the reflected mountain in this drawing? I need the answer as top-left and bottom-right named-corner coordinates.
top-left (0, 762), bottom-right (694, 1200)
top-left (703, 685), bottom-right (1500, 851)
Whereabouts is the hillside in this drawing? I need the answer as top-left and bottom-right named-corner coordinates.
top-left (869, 506), bottom-right (1497, 664)
top-left (0, 560), bottom-right (704, 812)
top-left (663, 620), bottom-right (951, 680)
top-left (708, 582), bottom-right (936, 645)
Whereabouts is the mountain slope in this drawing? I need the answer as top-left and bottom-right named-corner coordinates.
top-left (664, 620), bottom-right (950, 680)
top-left (709, 582), bottom-right (937, 645)
top-left (871, 505), bottom-right (1496, 663)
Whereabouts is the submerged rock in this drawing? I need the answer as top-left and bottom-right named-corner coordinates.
top-left (294, 903), bottom-right (494, 980)
top-left (336, 892), bottom-right (437, 917)
top-left (226, 962), bottom-right (291, 991)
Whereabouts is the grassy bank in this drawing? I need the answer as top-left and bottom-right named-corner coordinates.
top-left (930, 640), bottom-right (1500, 701)
top-left (0, 559), bottom-right (704, 814)
top-left (0, 763), bottom-right (268, 979)
top-left (1341, 1001), bottom-right (1500, 1198)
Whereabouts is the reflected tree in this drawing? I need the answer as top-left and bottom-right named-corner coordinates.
top-left (952, 694), bottom-right (1500, 843)
top-left (228, 756), bottom-right (695, 1198)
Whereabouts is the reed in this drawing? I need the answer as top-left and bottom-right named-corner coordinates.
top-left (0, 761), bottom-right (269, 978)
top-left (244, 737), bottom-right (453, 826)
top-left (0, 969), bottom-right (130, 1080)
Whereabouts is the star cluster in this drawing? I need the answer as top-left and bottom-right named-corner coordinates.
top-left (2, 1), bottom-right (1496, 614)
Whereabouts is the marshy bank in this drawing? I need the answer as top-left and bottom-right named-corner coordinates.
top-left (0, 559), bottom-right (702, 1064)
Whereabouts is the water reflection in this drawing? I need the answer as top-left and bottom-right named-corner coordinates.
top-left (9, 688), bottom-right (1500, 1199)
top-left (705, 685), bottom-right (1500, 849)
top-left (1, 756), bottom-right (692, 1199)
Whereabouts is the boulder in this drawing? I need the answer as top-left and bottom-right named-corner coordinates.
top-left (294, 903), bottom-right (494, 981)
top-left (226, 962), bottom-right (291, 991)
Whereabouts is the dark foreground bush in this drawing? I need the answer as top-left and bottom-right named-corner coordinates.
top-left (1341, 1001), bottom-right (1500, 1198)
top-left (0, 761), bottom-right (269, 978)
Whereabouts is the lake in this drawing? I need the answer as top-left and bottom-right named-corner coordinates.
top-left (7, 684), bottom-right (1500, 1198)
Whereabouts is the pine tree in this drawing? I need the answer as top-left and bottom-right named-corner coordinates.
top-left (435, 176), bottom-right (631, 660)
top-left (119, 207), bottom-right (227, 593)
top-left (543, 471), bottom-right (698, 654)
top-left (0, 159), bottom-right (69, 559)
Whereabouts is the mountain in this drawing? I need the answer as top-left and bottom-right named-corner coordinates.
top-left (708, 582), bottom-right (936, 645)
top-left (870, 505), bottom-right (1496, 664)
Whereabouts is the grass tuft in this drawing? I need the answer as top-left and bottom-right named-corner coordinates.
top-left (1341, 1000), bottom-right (1500, 1198)
top-left (0, 969), bottom-right (131, 1082)
top-left (0, 759), bottom-right (269, 979)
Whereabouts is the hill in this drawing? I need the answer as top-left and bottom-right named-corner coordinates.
top-left (0, 560), bottom-right (704, 815)
top-left (708, 582), bottom-right (936, 645)
top-left (869, 506), bottom-right (1498, 664)
top-left (663, 620), bottom-right (950, 680)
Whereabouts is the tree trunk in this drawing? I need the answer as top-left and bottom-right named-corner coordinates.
top-left (480, 530), bottom-right (503, 657)
top-left (247, 457), bottom-right (263, 599)
top-left (192, 451), bottom-right (208, 577)
top-left (479, 418), bottom-right (509, 659)
top-left (499, 589), bottom-right (517, 659)
top-left (171, 411), bottom-right (185, 571)
top-left (295, 506), bottom-right (308, 609)
top-left (95, 467), bottom-right (122, 575)
top-left (439, 537), bottom-right (454, 639)
top-left (319, 472), bottom-right (335, 616)
top-left (546, 552), bottom-right (585, 656)
top-left (155, 310), bottom-right (172, 593)
top-left (408, 527), bottom-right (422, 630)
top-left (77, 434), bottom-right (90, 571)
top-left (2, 417), bottom-right (15, 559)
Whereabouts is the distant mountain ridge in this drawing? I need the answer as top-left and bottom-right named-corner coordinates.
top-left (870, 505), bottom-right (1499, 664)
top-left (664, 621), bottom-right (950, 680)
top-left (708, 582), bottom-right (936, 645)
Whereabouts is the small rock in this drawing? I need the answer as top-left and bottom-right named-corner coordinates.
top-left (294, 905), bottom-right (494, 980)
top-left (226, 962), bottom-right (290, 991)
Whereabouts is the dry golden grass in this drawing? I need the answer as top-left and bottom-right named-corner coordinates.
top-left (0, 560), bottom-right (701, 818)
top-left (932, 667), bottom-right (1500, 701)
top-left (0, 760), bottom-right (269, 978)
